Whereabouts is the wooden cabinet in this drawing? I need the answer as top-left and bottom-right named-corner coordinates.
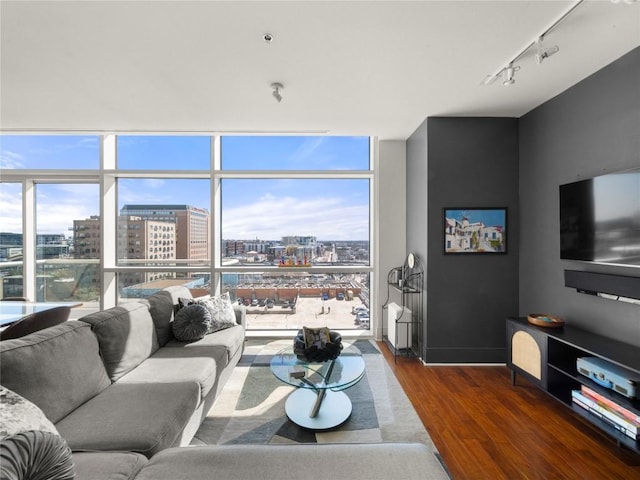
top-left (506, 317), bottom-right (640, 454)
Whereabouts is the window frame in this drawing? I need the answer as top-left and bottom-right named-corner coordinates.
top-left (0, 134), bottom-right (377, 333)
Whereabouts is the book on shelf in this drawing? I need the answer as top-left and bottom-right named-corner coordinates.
top-left (581, 385), bottom-right (640, 424)
top-left (572, 397), bottom-right (637, 440)
top-left (572, 390), bottom-right (639, 440)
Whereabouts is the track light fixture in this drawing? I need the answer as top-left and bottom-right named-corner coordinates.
top-left (482, 0), bottom-right (584, 87)
top-left (535, 37), bottom-right (559, 64)
top-left (271, 82), bottom-right (284, 103)
top-left (502, 64), bottom-right (519, 86)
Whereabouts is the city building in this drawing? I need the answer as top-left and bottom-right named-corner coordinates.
top-left (120, 205), bottom-right (209, 262)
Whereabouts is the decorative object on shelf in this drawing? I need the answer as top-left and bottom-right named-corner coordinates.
top-left (293, 327), bottom-right (342, 362)
top-left (527, 313), bottom-right (565, 328)
top-left (443, 207), bottom-right (507, 254)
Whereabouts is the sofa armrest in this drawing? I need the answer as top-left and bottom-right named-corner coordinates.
top-left (232, 304), bottom-right (246, 328)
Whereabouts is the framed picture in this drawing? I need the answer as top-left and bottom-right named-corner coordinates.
top-left (444, 208), bottom-right (507, 254)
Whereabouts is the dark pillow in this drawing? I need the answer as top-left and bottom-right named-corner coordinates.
top-left (172, 304), bottom-right (212, 342)
top-left (0, 430), bottom-right (74, 480)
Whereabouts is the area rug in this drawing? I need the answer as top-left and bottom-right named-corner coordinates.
top-left (193, 339), bottom-right (446, 466)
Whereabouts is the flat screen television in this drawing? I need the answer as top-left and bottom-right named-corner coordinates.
top-left (559, 167), bottom-right (640, 267)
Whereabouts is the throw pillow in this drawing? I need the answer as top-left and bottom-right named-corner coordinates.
top-left (172, 304), bottom-right (212, 342)
top-left (0, 386), bottom-right (74, 480)
top-left (198, 292), bottom-right (237, 333)
top-left (0, 386), bottom-right (59, 439)
top-left (0, 430), bottom-right (74, 480)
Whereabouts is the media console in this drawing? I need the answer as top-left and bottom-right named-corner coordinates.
top-left (506, 317), bottom-right (640, 454)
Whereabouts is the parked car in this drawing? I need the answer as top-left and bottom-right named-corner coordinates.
top-left (243, 298), bottom-right (251, 306)
top-left (337, 292), bottom-right (344, 300)
top-left (266, 300), bottom-right (274, 308)
top-left (322, 293), bottom-right (329, 301)
top-left (251, 298), bottom-right (259, 306)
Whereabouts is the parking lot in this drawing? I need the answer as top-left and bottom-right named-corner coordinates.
top-left (243, 296), bottom-right (369, 331)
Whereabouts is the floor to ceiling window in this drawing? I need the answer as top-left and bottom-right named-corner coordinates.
top-left (0, 134), bottom-right (375, 331)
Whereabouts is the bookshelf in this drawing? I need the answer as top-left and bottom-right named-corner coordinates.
top-left (506, 317), bottom-right (640, 454)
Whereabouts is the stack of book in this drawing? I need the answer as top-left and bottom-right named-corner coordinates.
top-left (572, 385), bottom-right (639, 441)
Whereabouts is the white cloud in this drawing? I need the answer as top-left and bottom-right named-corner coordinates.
top-left (223, 192), bottom-right (368, 240)
top-left (0, 150), bottom-right (25, 169)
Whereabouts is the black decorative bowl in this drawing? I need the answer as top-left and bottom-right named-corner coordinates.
top-left (293, 330), bottom-right (343, 362)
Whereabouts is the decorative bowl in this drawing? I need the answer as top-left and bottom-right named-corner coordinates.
top-left (527, 313), bottom-right (565, 328)
top-left (293, 330), bottom-right (343, 362)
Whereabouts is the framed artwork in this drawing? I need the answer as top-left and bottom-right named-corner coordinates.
top-left (444, 208), bottom-right (507, 254)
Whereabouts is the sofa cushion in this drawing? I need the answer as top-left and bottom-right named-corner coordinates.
top-left (144, 286), bottom-right (193, 346)
top-left (79, 302), bottom-right (159, 382)
top-left (164, 324), bottom-right (245, 370)
top-left (0, 430), bottom-right (74, 480)
top-left (0, 321), bottom-right (111, 423)
top-left (73, 451), bottom-right (148, 480)
top-left (172, 304), bottom-right (211, 342)
top-left (117, 348), bottom-right (218, 401)
top-left (55, 382), bottom-right (200, 458)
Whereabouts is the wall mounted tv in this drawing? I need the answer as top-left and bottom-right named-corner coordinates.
top-left (559, 167), bottom-right (640, 267)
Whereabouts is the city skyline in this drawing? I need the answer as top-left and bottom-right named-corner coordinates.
top-left (0, 135), bottom-right (371, 241)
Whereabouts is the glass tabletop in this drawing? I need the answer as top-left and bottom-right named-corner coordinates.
top-left (270, 346), bottom-right (365, 391)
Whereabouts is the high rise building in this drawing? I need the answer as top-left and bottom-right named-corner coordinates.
top-left (119, 205), bottom-right (209, 263)
top-left (73, 216), bottom-right (101, 259)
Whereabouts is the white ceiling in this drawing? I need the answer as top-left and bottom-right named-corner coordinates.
top-left (1, 0), bottom-right (639, 140)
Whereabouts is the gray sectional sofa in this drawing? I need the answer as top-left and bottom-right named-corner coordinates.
top-left (0, 286), bottom-right (447, 480)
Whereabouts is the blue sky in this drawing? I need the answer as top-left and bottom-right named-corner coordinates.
top-left (445, 209), bottom-right (506, 228)
top-left (0, 135), bottom-right (371, 240)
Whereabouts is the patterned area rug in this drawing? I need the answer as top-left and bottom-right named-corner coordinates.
top-left (193, 338), bottom-right (439, 448)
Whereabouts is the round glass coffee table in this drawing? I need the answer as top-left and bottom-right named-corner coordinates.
top-left (270, 346), bottom-right (365, 430)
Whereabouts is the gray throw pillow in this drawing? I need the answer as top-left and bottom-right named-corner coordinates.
top-left (0, 430), bottom-right (74, 480)
top-left (1, 385), bottom-right (74, 480)
top-left (172, 304), bottom-right (212, 342)
top-left (198, 292), bottom-right (237, 333)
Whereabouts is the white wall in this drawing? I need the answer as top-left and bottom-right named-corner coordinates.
top-left (376, 140), bottom-right (407, 340)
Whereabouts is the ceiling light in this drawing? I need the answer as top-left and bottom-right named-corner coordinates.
top-left (535, 37), bottom-right (559, 64)
top-left (482, 0), bottom-right (583, 86)
top-left (502, 64), bottom-right (519, 86)
top-left (271, 82), bottom-right (284, 103)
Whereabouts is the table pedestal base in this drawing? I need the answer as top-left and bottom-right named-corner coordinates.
top-left (284, 388), bottom-right (352, 430)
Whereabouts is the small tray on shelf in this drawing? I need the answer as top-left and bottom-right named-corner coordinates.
top-left (527, 313), bottom-right (565, 328)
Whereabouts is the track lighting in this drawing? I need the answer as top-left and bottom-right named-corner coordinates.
top-left (502, 64), bottom-right (519, 86)
top-left (481, 0), bottom-right (584, 87)
top-left (271, 82), bottom-right (283, 103)
top-left (535, 37), bottom-right (559, 64)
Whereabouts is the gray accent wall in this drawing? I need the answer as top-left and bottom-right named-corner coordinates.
top-left (405, 46), bottom-right (639, 363)
top-left (407, 117), bottom-right (519, 363)
top-left (519, 47), bottom-right (640, 345)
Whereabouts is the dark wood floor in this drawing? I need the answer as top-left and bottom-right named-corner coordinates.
top-left (378, 342), bottom-right (640, 480)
